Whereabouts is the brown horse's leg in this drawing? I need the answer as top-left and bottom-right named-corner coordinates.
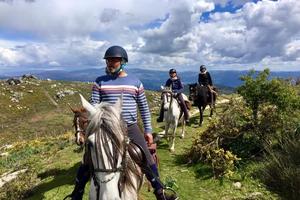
top-left (210, 104), bottom-right (213, 117)
top-left (199, 106), bottom-right (203, 126)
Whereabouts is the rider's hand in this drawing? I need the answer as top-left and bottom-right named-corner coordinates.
top-left (144, 133), bottom-right (153, 146)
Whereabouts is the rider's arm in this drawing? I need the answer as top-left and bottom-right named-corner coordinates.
top-left (165, 79), bottom-right (171, 87)
top-left (207, 72), bottom-right (213, 86)
top-left (136, 82), bottom-right (152, 134)
top-left (90, 79), bottom-right (101, 105)
top-left (198, 74), bottom-right (201, 85)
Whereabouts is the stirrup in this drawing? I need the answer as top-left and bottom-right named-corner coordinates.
top-left (164, 187), bottom-right (179, 200)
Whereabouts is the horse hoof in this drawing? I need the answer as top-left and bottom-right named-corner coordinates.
top-left (169, 148), bottom-right (175, 152)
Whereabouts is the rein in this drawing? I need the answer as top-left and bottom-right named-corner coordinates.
top-left (75, 117), bottom-right (86, 135)
top-left (92, 129), bottom-right (130, 191)
top-left (93, 136), bottom-right (129, 175)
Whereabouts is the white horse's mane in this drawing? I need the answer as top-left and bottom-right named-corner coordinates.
top-left (80, 94), bottom-right (141, 200)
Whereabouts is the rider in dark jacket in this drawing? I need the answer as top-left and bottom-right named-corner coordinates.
top-left (157, 69), bottom-right (189, 123)
top-left (198, 65), bottom-right (213, 87)
top-left (198, 65), bottom-right (217, 95)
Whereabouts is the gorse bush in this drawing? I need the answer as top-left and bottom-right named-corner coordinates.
top-left (187, 98), bottom-right (247, 178)
top-left (0, 170), bottom-right (40, 200)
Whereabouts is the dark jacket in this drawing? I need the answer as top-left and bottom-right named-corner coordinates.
top-left (198, 71), bottom-right (213, 86)
top-left (165, 77), bottom-right (184, 93)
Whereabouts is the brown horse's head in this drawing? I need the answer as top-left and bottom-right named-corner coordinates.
top-left (70, 106), bottom-right (89, 146)
top-left (188, 83), bottom-right (198, 102)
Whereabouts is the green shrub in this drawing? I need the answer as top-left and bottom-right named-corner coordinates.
top-left (259, 127), bottom-right (300, 200)
top-left (237, 69), bottom-right (300, 121)
top-left (188, 69), bottom-right (300, 180)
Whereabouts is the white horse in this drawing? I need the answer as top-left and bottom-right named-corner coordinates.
top-left (160, 86), bottom-right (187, 152)
top-left (80, 94), bottom-right (143, 200)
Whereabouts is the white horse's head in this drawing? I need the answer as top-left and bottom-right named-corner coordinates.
top-left (79, 94), bottom-right (140, 200)
top-left (160, 86), bottom-right (173, 111)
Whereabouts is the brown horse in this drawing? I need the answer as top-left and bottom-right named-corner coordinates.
top-left (188, 83), bottom-right (217, 126)
top-left (70, 107), bottom-right (89, 146)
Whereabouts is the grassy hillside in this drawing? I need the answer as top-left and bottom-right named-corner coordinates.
top-left (0, 78), bottom-right (278, 200)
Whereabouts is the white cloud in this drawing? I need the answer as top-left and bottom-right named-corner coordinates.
top-left (0, 0), bottom-right (299, 71)
top-left (0, 37), bottom-right (108, 68)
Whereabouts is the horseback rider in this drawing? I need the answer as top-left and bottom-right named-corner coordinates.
top-left (157, 69), bottom-right (190, 124)
top-left (198, 65), bottom-right (216, 96)
top-left (69, 46), bottom-right (178, 200)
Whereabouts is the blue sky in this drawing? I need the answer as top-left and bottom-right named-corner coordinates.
top-left (0, 0), bottom-right (299, 72)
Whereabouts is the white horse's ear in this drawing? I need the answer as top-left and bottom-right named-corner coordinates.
top-left (161, 85), bottom-right (165, 90)
top-left (79, 94), bottom-right (96, 116)
top-left (114, 95), bottom-right (123, 112)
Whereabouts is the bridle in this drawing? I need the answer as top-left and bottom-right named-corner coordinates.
top-left (161, 90), bottom-right (174, 110)
top-left (91, 132), bottom-right (131, 200)
top-left (73, 112), bottom-right (89, 146)
top-left (189, 84), bottom-right (198, 102)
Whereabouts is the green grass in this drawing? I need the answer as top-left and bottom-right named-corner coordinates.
top-left (0, 79), bottom-right (279, 200)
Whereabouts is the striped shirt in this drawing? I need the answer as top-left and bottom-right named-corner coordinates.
top-left (90, 74), bottom-right (152, 133)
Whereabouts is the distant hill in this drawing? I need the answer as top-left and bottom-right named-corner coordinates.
top-left (1, 68), bottom-right (300, 93)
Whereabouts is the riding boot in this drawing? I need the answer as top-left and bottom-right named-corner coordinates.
top-left (70, 164), bottom-right (90, 200)
top-left (177, 94), bottom-right (189, 123)
top-left (144, 164), bottom-right (164, 191)
top-left (157, 104), bottom-right (164, 122)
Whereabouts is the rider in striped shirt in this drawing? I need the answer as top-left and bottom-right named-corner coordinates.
top-left (70, 46), bottom-right (178, 200)
top-left (90, 73), bottom-right (152, 133)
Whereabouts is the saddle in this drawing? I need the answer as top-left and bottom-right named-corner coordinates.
top-left (176, 93), bottom-right (192, 110)
top-left (127, 141), bottom-right (147, 165)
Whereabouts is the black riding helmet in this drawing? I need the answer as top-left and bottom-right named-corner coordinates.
top-left (200, 65), bottom-right (206, 72)
top-left (169, 68), bottom-right (176, 74)
top-left (103, 46), bottom-right (128, 62)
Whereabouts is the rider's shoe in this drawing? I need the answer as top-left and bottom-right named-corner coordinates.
top-left (156, 117), bottom-right (163, 122)
top-left (185, 119), bottom-right (190, 125)
top-left (63, 189), bottom-right (84, 200)
top-left (70, 190), bottom-right (84, 200)
top-left (154, 188), bottom-right (179, 200)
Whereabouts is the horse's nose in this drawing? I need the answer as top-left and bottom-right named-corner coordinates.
top-left (79, 138), bottom-right (85, 146)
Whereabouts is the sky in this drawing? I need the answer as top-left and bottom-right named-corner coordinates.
top-left (0, 0), bottom-right (299, 72)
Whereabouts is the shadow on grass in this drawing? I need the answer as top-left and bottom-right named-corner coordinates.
top-left (173, 153), bottom-right (214, 180)
top-left (28, 162), bottom-right (81, 199)
top-left (189, 116), bottom-right (199, 126)
top-left (194, 164), bottom-right (214, 180)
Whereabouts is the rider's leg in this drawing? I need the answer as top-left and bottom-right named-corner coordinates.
top-left (127, 124), bottom-right (178, 200)
top-left (70, 162), bottom-right (90, 200)
top-left (177, 93), bottom-right (189, 122)
top-left (157, 103), bottom-right (164, 122)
